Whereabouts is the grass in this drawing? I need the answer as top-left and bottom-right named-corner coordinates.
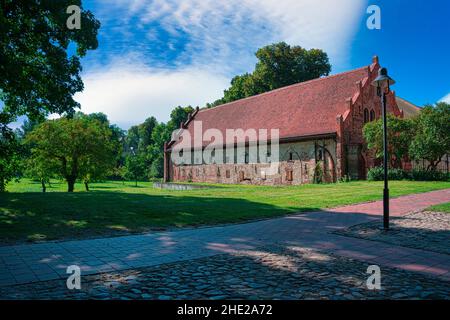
top-left (427, 202), bottom-right (450, 213)
top-left (1, 179), bottom-right (449, 244)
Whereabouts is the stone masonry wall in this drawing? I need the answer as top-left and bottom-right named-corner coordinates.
top-left (171, 139), bottom-right (337, 185)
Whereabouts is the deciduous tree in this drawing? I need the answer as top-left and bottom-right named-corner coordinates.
top-left (409, 102), bottom-right (450, 171)
top-left (0, 0), bottom-right (100, 190)
top-left (210, 42), bottom-right (331, 106)
top-left (0, 0), bottom-right (100, 120)
top-left (26, 117), bottom-right (115, 192)
top-left (363, 115), bottom-right (415, 168)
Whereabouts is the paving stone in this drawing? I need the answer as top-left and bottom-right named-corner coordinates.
top-left (1, 244), bottom-right (448, 300)
top-left (334, 211), bottom-right (450, 255)
top-left (1, 190), bottom-right (449, 299)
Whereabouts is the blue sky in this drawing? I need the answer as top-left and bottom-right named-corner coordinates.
top-left (5, 0), bottom-right (450, 129)
top-left (351, 0), bottom-right (450, 106)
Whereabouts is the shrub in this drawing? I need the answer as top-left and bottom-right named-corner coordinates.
top-left (338, 175), bottom-right (351, 183)
top-left (313, 161), bottom-right (324, 184)
top-left (410, 169), bottom-right (450, 181)
top-left (367, 166), bottom-right (450, 181)
top-left (367, 166), bottom-right (409, 181)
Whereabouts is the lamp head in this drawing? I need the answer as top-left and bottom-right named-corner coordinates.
top-left (371, 67), bottom-right (395, 89)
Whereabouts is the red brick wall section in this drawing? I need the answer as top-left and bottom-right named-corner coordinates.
top-left (341, 58), bottom-right (402, 176)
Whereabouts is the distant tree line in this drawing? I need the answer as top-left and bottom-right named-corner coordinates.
top-left (121, 106), bottom-right (194, 187)
top-left (8, 106), bottom-right (194, 192)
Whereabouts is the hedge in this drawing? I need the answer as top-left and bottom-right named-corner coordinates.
top-left (367, 166), bottom-right (450, 181)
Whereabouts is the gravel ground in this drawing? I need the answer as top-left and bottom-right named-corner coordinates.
top-left (1, 245), bottom-right (448, 300)
top-left (334, 211), bottom-right (450, 255)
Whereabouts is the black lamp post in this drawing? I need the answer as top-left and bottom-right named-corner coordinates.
top-left (130, 146), bottom-right (138, 187)
top-left (371, 67), bottom-right (396, 230)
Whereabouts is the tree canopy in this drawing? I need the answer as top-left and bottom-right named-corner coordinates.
top-left (363, 114), bottom-right (415, 168)
top-left (26, 117), bottom-right (115, 192)
top-left (208, 42), bottom-right (331, 107)
top-left (364, 102), bottom-right (450, 171)
top-left (0, 0), bottom-right (100, 191)
top-left (409, 102), bottom-right (450, 170)
top-left (0, 0), bottom-right (100, 120)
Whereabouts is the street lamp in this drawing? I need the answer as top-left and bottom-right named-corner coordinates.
top-left (371, 67), bottom-right (395, 230)
top-left (130, 146), bottom-right (138, 187)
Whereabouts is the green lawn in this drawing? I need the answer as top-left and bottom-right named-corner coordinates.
top-left (427, 202), bottom-right (450, 213)
top-left (1, 179), bottom-right (449, 244)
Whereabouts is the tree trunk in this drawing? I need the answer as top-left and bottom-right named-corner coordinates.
top-left (67, 178), bottom-right (76, 192)
top-left (67, 157), bottom-right (78, 192)
top-left (84, 181), bottom-right (89, 191)
top-left (41, 179), bottom-right (46, 193)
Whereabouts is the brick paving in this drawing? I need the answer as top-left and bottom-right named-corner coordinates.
top-left (0, 188), bottom-right (449, 299)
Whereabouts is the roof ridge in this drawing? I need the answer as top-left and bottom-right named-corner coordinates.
top-left (198, 65), bottom-right (370, 113)
top-left (396, 96), bottom-right (421, 109)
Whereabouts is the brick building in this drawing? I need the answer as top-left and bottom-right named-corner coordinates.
top-left (163, 56), bottom-right (405, 185)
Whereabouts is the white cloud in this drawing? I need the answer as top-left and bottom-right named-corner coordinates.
top-left (440, 93), bottom-right (450, 103)
top-left (82, 0), bottom-right (369, 128)
top-left (100, 0), bottom-right (368, 71)
top-left (75, 63), bottom-right (229, 129)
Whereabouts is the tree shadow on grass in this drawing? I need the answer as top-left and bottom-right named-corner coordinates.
top-left (0, 190), bottom-right (306, 245)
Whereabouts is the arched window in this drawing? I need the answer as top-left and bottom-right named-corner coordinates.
top-left (370, 109), bottom-right (375, 121)
top-left (363, 108), bottom-right (369, 123)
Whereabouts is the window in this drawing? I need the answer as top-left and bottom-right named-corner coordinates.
top-left (370, 109), bottom-right (375, 121)
top-left (289, 152), bottom-right (293, 161)
top-left (286, 170), bottom-right (293, 181)
top-left (226, 170), bottom-right (230, 178)
top-left (244, 152), bottom-right (249, 164)
top-left (364, 108), bottom-right (369, 123)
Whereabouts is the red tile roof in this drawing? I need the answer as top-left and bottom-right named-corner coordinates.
top-left (171, 64), bottom-right (372, 148)
top-left (396, 97), bottom-right (421, 119)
